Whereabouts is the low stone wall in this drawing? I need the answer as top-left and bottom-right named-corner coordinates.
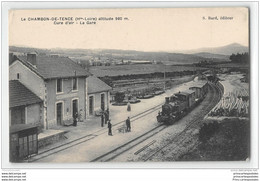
top-left (38, 131), bottom-right (67, 149)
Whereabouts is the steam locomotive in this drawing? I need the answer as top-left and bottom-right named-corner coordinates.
top-left (157, 81), bottom-right (208, 125)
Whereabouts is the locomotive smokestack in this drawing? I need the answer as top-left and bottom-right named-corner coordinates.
top-left (165, 97), bottom-right (169, 103)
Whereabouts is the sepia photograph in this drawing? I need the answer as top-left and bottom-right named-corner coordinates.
top-left (7, 7), bottom-right (251, 164)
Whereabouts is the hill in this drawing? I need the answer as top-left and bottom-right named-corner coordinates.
top-left (192, 52), bottom-right (229, 59)
top-left (9, 46), bottom-right (230, 65)
top-left (181, 43), bottom-right (248, 55)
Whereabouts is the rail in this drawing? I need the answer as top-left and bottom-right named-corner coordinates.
top-left (28, 101), bottom-right (164, 162)
top-left (141, 82), bottom-right (223, 161)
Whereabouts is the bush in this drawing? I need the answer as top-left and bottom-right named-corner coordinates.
top-left (199, 121), bottom-right (220, 142)
top-left (115, 92), bottom-right (125, 103)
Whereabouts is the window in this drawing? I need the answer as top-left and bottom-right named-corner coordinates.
top-left (72, 77), bottom-right (78, 91)
top-left (57, 79), bottom-right (63, 93)
top-left (17, 73), bottom-right (20, 79)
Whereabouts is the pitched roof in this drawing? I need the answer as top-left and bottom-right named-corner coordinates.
top-left (182, 89), bottom-right (196, 94)
top-left (87, 76), bottom-right (112, 94)
top-left (16, 55), bottom-right (90, 79)
top-left (9, 80), bottom-right (43, 108)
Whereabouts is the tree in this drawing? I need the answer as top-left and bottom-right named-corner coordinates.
top-left (229, 53), bottom-right (249, 64)
top-left (115, 92), bottom-right (125, 103)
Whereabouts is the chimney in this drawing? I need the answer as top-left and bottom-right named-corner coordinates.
top-left (27, 53), bottom-right (37, 66)
top-left (9, 53), bottom-right (14, 65)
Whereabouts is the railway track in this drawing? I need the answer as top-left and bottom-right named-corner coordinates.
top-left (90, 125), bottom-right (167, 162)
top-left (91, 82), bottom-right (223, 162)
top-left (141, 82), bottom-right (223, 161)
top-left (28, 100), bottom-right (164, 162)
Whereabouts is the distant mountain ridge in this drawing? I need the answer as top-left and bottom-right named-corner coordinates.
top-left (9, 44), bottom-right (240, 65)
top-left (192, 52), bottom-right (229, 59)
top-left (180, 43), bottom-right (248, 55)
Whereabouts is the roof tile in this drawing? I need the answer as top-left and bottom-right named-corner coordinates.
top-left (17, 55), bottom-right (90, 79)
top-left (87, 76), bottom-right (112, 94)
top-left (9, 80), bottom-right (42, 108)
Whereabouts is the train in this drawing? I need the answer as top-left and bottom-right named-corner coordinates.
top-left (157, 81), bottom-right (208, 125)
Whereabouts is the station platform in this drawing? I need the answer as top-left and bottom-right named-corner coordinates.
top-left (38, 129), bottom-right (68, 149)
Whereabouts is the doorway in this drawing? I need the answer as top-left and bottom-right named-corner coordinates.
top-left (72, 99), bottom-right (78, 118)
top-left (101, 93), bottom-right (105, 111)
top-left (56, 102), bottom-right (63, 125)
top-left (89, 96), bottom-right (94, 115)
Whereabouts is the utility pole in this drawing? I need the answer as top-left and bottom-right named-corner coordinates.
top-left (164, 64), bottom-right (166, 91)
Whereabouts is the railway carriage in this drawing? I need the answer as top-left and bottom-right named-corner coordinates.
top-left (175, 90), bottom-right (196, 108)
top-left (189, 81), bottom-right (208, 101)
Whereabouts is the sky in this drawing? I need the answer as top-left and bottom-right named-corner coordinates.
top-left (9, 8), bottom-right (249, 52)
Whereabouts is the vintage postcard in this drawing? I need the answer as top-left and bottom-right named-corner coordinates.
top-left (7, 8), bottom-right (250, 164)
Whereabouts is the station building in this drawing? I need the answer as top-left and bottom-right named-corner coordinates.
top-left (9, 53), bottom-right (91, 129)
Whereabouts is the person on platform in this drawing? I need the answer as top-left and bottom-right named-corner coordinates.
top-left (106, 109), bottom-right (110, 122)
top-left (105, 109), bottom-right (109, 124)
top-left (127, 101), bottom-right (131, 111)
top-left (126, 116), bottom-right (131, 132)
top-left (108, 120), bottom-right (113, 136)
top-left (78, 109), bottom-right (83, 122)
top-left (101, 113), bottom-right (104, 127)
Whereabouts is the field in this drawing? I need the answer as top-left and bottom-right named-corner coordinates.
top-left (111, 75), bottom-right (194, 96)
top-left (90, 64), bottom-right (207, 77)
top-left (207, 62), bottom-right (249, 69)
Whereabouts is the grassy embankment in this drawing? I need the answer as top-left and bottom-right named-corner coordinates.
top-left (179, 118), bottom-right (250, 161)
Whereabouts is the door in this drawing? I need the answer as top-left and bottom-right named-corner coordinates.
top-left (101, 93), bottom-right (105, 111)
top-left (10, 134), bottom-right (18, 161)
top-left (89, 96), bottom-right (94, 115)
top-left (56, 103), bottom-right (63, 125)
top-left (72, 99), bottom-right (78, 118)
top-left (18, 136), bottom-right (28, 158)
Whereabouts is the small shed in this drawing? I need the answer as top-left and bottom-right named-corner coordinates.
top-left (10, 124), bottom-right (38, 162)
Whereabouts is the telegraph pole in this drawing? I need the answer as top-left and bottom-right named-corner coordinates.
top-left (164, 64), bottom-right (166, 91)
